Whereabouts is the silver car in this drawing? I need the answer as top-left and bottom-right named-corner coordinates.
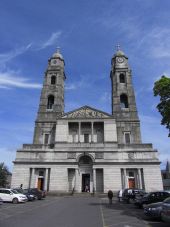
top-left (0, 188), bottom-right (27, 204)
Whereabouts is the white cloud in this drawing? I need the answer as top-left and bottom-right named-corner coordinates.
top-left (0, 71), bottom-right (42, 89)
top-left (140, 114), bottom-right (161, 125)
top-left (0, 43), bottom-right (32, 65)
top-left (65, 75), bottom-right (90, 91)
top-left (65, 84), bottom-right (77, 90)
top-left (96, 11), bottom-right (170, 60)
top-left (144, 28), bottom-right (170, 58)
top-left (38, 31), bottom-right (62, 50)
top-left (100, 92), bottom-right (110, 102)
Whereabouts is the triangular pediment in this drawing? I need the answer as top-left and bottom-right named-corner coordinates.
top-left (62, 106), bottom-right (112, 119)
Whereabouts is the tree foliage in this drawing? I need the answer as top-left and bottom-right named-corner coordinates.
top-left (153, 75), bottom-right (170, 137)
top-left (0, 162), bottom-right (10, 187)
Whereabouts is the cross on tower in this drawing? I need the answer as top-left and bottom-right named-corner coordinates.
top-left (116, 44), bottom-right (121, 51)
top-left (56, 46), bottom-right (61, 53)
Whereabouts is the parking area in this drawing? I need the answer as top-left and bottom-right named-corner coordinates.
top-left (101, 198), bottom-right (170, 227)
top-left (0, 196), bottom-right (169, 227)
top-left (0, 197), bottom-right (57, 221)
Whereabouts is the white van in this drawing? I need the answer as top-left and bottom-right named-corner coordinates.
top-left (0, 188), bottom-right (27, 203)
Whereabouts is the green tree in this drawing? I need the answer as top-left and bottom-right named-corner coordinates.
top-left (153, 75), bottom-right (170, 137)
top-left (0, 162), bottom-right (10, 187)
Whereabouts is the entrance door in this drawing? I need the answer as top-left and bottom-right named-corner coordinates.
top-left (82, 174), bottom-right (90, 192)
top-left (128, 178), bottom-right (135, 188)
top-left (37, 178), bottom-right (44, 190)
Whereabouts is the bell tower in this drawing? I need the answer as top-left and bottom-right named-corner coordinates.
top-left (110, 46), bottom-right (142, 144)
top-left (33, 48), bottom-right (66, 144)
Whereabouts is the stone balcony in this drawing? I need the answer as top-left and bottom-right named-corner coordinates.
top-left (20, 142), bottom-right (154, 153)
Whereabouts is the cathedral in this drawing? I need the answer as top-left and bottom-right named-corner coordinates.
top-left (11, 48), bottom-right (163, 193)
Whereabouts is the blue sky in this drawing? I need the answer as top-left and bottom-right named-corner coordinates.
top-left (0, 0), bottom-right (169, 171)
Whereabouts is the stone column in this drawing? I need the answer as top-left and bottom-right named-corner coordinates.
top-left (47, 168), bottom-right (51, 191)
top-left (138, 168), bottom-right (142, 189)
top-left (123, 168), bottom-right (127, 188)
top-left (91, 122), bottom-right (94, 143)
top-left (28, 168), bottom-right (32, 188)
top-left (78, 122), bottom-right (81, 142)
top-left (93, 168), bottom-right (96, 193)
top-left (31, 168), bottom-right (36, 188)
top-left (44, 169), bottom-right (48, 190)
top-left (75, 168), bottom-right (79, 192)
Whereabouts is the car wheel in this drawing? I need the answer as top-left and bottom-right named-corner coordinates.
top-left (160, 211), bottom-right (164, 221)
top-left (13, 198), bottom-right (18, 204)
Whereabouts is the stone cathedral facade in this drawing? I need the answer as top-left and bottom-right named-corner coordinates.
top-left (11, 48), bottom-right (163, 193)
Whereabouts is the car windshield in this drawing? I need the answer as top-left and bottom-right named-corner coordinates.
top-left (11, 189), bottom-right (19, 194)
top-left (164, 197), bottom-right (170, 204)
top-left (15, 189), bottom-right (23, 193)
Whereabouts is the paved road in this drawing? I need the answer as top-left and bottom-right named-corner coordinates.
top-left (0, 196), bottom-right (103, 227)
top-left (0, 196), bottom-right (169, 227)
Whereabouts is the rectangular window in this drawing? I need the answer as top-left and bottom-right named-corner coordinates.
top-left (124, 132), bottom-right (131, 144)
top-left (84, 134), bottom-right (89, 143)
top-left (44, 134), bottom-right (49, 145)
top-left (129, 171), bottom-right (134, 177)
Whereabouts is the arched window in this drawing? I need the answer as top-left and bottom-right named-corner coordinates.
top-left (119, 73), bottom-right (125, 83)
top-left (79, 156), bottom-right (93, 165)
top-left (120, 94), bottom-right (128, 108)
top-left (47, 95), bottom-right (54, 109)
top-left (51, 75), bottom-right (56, 85)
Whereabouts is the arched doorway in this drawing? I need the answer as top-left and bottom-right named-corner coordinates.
top-left (78, 155), bottom-right (93, 192)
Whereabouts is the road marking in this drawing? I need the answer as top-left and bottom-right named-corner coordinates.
top-left (100, 199), bottom-right (109, 227)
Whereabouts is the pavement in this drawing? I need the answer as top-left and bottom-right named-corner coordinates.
top-left (0, 196), bottom-right (169, 227)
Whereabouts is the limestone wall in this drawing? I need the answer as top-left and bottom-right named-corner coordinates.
top-left (143, 165), bottom-right (163, 192)
top-left (11, 165), bottom-right (30, 189)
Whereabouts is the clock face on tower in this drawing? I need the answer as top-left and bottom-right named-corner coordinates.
top-left (117, 57), bottom-right (124, 63)
top-left (51, 59), bottom-right (57, 65)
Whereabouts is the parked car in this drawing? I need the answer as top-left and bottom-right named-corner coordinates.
top-left (27, 188), bottom-right (46, 200)
top-left (122, 188), bottom-right (146, 203)
top-left (135, 191), bottom-right (170, 208)
top-left (0, 188), bottom-right (27, 204)
top-left (13, 188), bottom-right (36, 201)
top-left (0, 196), bottom-right (3, 205)
top-left (161, 197), bottom-right (170, 223)
top-left (144, 202), bottom-right (163, 219)
top-left (144, 197), bottom-right (170, 220)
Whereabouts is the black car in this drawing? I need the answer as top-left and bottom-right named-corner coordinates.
top-left (13, 188), bottom-right (36, 201)
top-left (0, 196), bottom-right (3, 205)
top-left (161, 197), bottom-right (170, 223)
top-left (122, 188), bottom-right (146, 203)
top-left (135, 191), bottom-right (170, 208)
top-left (27, 188), bottom-right (46, 200)
top-left (144, 202), bottom-right (163, 219)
